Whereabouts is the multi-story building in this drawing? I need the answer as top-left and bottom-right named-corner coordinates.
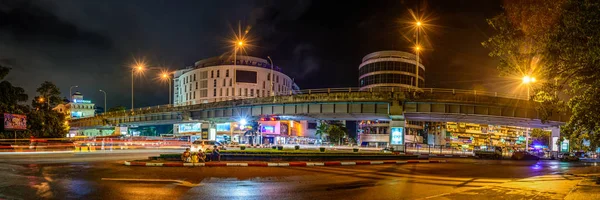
top-left (358, 50), bottom-right (426, 147)
top-left (53, 92), bottom-right (96, 119)
top-left (173, 55), bottom-right (298, 106)
top-left (172, 54), bottom-right (305, 143)
top-left (358, 50), bottom-right (425, 91)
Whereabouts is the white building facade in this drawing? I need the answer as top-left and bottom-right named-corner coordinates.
top-left (359, 50), bottom-right (425, 91)
top-left (173, 55), bottom-right (298, 106)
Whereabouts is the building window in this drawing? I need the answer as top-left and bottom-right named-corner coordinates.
top-left (263, 90), bottom-right (266, 97)
top-left (245, 88), bottom-right (248, 97)
top-left (239, 88), bottom-right (242, 96)
top-left (217, 70), bottom-right (220, 78)
top-left (276, 75), bottom-right (279, 83)
top-left (184, 85), bottom-right (186, 92)
top-left (213, 89), bottom-right (216, 97)
top-left (267, 73), bottom-right (270, 80)
top-left (223, 79), bottom-right (226, 86)
top-left (220, 88), bottom-right (222, 96)
top-left (226, 70), bottom-right (229, 77)
top-left (229, 79), bottom-right (232, 86)
top-left (211, 71), bottom-right (214, 78)
top-left (193, 91), bottom-right (196, 99)
top-left (213, 79), bottom-right (217, 87)
top-left (263, 81), bottom-right (265, 89)
top-left (250, 89), bottom-right (254, 97)
top-left (226, 88), bottom-right (229, 96)
top-left (193, 74), bottom-right (196, 81)
top-left (195, 82), bottom-right (198, 90)
top-left (257, 90), bottom-right (260, 97)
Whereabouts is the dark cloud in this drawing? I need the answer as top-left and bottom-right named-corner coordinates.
top-left (0, 0), bottom-right (513, 110)
top-left (0, 0), bottom-right (111, 48)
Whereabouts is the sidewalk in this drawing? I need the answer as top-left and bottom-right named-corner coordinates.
top-left (124, 159), bottom-right (447, 167)
top-left (426, 173), bottom-right (600, 200)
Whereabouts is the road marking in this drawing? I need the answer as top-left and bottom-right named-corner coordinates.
top-left (101, 178), bottom-right (201, 187)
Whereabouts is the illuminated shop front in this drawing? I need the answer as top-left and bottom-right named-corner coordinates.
top-left (443, 122), bottom-right (529, 151)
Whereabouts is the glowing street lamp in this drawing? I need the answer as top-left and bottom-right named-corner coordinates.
top-left (131, 63), bottom-right (145, 110)
top-left (160, 72), bottom-right (172, 105)
top-left (414, 20), bottom-right (423, 88)
top-left (522, 75), bottom-right (537, 100)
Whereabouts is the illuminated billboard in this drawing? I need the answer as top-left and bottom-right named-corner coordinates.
top-left (179, 123), bottom-right (201, 133)
top-left (3, 113), bottom-right (27, 130)
top-left (390, 127), bottom-right (404, 145)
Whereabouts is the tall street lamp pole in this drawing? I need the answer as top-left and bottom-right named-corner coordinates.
top-left (267, 56), bottom-right (274, 99)
top-left (99, 89), bottom-right (107, 113)
top-left (161, 73), bottom-right (172, 105)
top-left (69, 85), bottom-right (78, 102)
top-left (415, 21), bottom-right (422, 88)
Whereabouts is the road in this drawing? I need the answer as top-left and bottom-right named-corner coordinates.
top-left (0, 152), bottom-right (599, 200)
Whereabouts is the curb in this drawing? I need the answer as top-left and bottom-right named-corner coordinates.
top-left (124, 160), bottom-right (447, 167)
top-left (405, 153), bottom-right (473, 158)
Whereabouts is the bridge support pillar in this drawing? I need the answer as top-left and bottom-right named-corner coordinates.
top-left (548, 126), bottom-right (561, 152)
top-left (388, 120), bottom-right (405, 148)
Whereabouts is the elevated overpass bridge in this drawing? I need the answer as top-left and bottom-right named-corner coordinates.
top-left (70, 88), bottom-right (569, 130)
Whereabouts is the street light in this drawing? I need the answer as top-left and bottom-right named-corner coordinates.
top-left (99, 89), bottom-right (106, 113)
top-left (233, 39), bottom-right (245, 99)
top-left (69, 85), bottom-right (78, 102)
top-left (132, 63), bottom-right (145, 111)
top-left (414, 20), bottom-right (423, 88)
top-left (522, 75), bottom-right (536, 100)
top-left (160, 72), bottom-right (172, 105)
top-left (267, 56), bottom-right (275, 100)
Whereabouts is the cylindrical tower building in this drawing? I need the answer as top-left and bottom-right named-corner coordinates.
top-left (358, 51), bottom-right (425, 90)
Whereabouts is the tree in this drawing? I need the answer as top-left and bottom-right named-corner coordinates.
top-left (314, 121), bottom-right (348, 145)
top-left (529, 129), bottom-right (551, 148)
top-left (27, 81), bottom-right (68, 138)
top-left (483, 0), bottom-right (600, 150)
top-left (0, 65), bottom-right (29, 114)
top-left (107, 106), bottom-right (127, 112)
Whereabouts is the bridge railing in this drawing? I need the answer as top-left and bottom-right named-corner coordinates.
top-left (74, 87), bottom-right (529, 126)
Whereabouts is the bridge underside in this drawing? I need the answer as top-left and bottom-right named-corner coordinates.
top-left (404, 113), bottom-right (562, 128)
top-left (191, 102), bottom-right (391, 122)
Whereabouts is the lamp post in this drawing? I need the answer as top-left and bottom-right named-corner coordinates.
top-left (69, 85), bottom-right (78, 102)
top-left (522, 75), bottom-right (536, 100)
top-left (99, 90), bottom-right (106, 113)
top-left (267, 56), bottom-right (275, 100)
top-left (415, 21), bottom-right (422, 88)
top-left (233, 41), bottom-right (244, 99)
top-left (161, 73), bottom-right (172, 105)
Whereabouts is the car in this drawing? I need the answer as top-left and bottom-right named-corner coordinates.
top-left (190, 140), bottom-right (226, 152)
top-left (559, 153), bottom-right (580, 162)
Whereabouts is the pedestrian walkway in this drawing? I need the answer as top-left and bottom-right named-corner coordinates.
top-left (124, 159), bottom-right (447, 167)
top-left (424, 173), bottom-right (600, 200)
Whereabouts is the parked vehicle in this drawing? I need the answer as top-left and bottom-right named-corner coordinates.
top-left (511, 151), bottom-right (540, 160)
top-left (559, 153), bottom-right (580, 162)
top-left (474, 146), bottom-right (503, 159)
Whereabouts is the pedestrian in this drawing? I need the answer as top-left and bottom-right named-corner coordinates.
top-left (197, 149), bottom-right (206, 162)
top-left (212, 145), bottom-right (221, 161)
top-left (205, 148), bottom-right (212, 162)
top-left (181, 148), bottom-right (192, 163)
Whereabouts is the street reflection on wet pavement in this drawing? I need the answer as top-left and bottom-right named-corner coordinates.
top-left (0, 155), bottom-right (599, 200)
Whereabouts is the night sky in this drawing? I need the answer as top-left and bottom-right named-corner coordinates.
top-left (1, 0), bottom-right (512, 110)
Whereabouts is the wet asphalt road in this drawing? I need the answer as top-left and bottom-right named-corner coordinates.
top-left (0, 153), bottom-right (599, 200)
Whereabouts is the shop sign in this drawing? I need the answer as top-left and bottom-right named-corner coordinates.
top-left (73, 99), bottom-right (92, 103)
top-left (3, 113), bottom-right (27, 130)
top-left (561, 139), bottom-right (569, 152)
top-left (216, 123), bottom-right (230, 132)
top-left (179, 123), bottom-right (201, 133)
top-left (390, 127), bottom-right (404, 145)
